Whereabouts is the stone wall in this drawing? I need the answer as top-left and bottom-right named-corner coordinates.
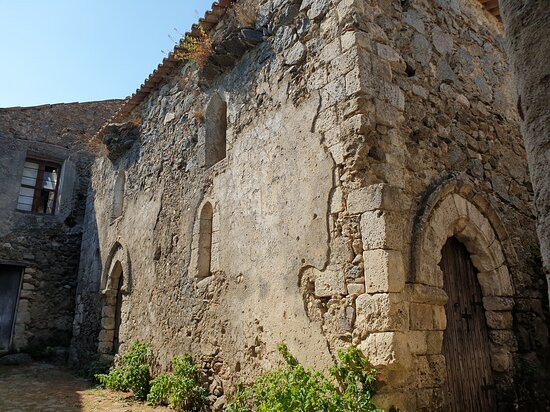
top-left (331, 0), bottom-right (549, 408)
top-left (73, 0), bottom-right (548, 410)
top-left (0, 101), bottom-right (121, 355)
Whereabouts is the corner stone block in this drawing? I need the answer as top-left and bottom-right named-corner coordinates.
top-left (356, 293), bottom-right (408, 332)
top-left (375, 98), bottom-right (404, 128)
top-left (363, 249), bottom-right (405, 293)
top-left (341, 114), bottom-right (371, 138)
top-left (410, 302), bottom-right (434, 330)
top-left (407, 330), bottom-right (428, 355)
top-left (426, 331), bottom-right (444, 354)
top-left (314, 268), bottom-right (347, 297)
top-left (341, 30), bottom-right (371, 52)
top-left (361, 210), bottom-right (405, 251)
top-left (359, 331), bottom-right (411, 370)
top-left (380, 81), bottom-right (405, 111)
top-left (336, 0), bottom-right (367, 25)
top-left (413, 355), bottom-right (446, 389)
top-left (406, 283), bottom-right (448, 305)
top-left (346, 183), bottom-right (409, 212)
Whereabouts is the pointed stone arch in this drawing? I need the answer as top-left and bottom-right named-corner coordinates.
top-left (98, 242), bottom-right (131, 354)
top-left (408, 177), bottom-right (518, 406)
top-left (411, 176), bottom-right (517, 293)
top-left (100, 242), bottom-right (131, 294)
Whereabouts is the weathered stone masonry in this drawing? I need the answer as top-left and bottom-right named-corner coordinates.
top-left (72, 0), bottom-right (548, 410)
top-left (0, 101), bottom-right (120, 355)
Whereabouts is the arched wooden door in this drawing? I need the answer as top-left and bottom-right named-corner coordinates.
top-left (439, 237), bottom-right (496, 411)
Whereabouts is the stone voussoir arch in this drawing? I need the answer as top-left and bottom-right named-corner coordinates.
top-left (98, 241), bottom-right (132, 354)
top-left (100, 241), bottom-right (132, 295)
top-left (410, 175), bottom-right (518, 374)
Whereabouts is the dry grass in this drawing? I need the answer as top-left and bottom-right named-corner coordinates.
top-left (231, 0), bottom-right (259, 27)
top-left (175, 28), bottom-right (213, 69)
top-left (86, 137), bottom-right (108, 156)
top-left (193, 111), bottom-right (204, 123)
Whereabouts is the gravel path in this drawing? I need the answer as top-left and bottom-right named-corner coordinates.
top-left (0, 362), bottom-right (170, 412)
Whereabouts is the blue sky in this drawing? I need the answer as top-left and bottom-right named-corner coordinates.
top-left (0, 1), bottom-right (212, 107)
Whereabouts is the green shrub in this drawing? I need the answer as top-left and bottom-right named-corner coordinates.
top-left (225, 344), bottom-right (381, 412)
top-left (147, 354), bottom-right (208, 411)
top-left (81, 357), bottom-right (114, 384)
top-left (95, 341), bottom-right (152, 400)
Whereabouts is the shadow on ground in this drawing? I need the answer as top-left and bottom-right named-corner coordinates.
top-left (0, 362), bottom-right (170, 412)
top-left (0, 362), bottom-right (86, 411)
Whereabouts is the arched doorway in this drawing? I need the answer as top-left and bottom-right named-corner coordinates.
top-left (439, 236), bottom-right (496, 411)
top-left (98, 242), bottom-right (131, 355)
top-left (111, 262), bottom-right (124, 354)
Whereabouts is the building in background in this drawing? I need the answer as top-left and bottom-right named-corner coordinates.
top-left (0, 101), bottom-right (120, 356)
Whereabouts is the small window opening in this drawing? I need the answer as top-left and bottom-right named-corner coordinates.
top-left (197, 202), bottom-right (213, 278)
top-left (17, 158), bottom-right (61, 214)
top-left (205, 95), bottom-right (227, 167)
top-left (112, 172), bottom-right (125, 219)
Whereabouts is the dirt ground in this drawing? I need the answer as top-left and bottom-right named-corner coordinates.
top-left (0, 362), bottom-right (171, 412)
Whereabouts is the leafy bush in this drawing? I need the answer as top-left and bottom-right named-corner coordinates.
top-left (226, 344), bottom-right (381, 412)
top-left (80, 357), bottom-right (113, 384)
top-left (95, 341), bottom-right (152, 400)
top-left (147, 354), bottom-right (209, 411)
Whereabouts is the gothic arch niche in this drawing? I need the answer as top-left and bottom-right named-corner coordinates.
top-left (189, 200), bottom-right (219, 279)
top-left (98, 242), bottom-right (131, 354)
top-left (197, 202), bottom-right (213, 278)
top-left (203, 94), bottom-right (227, 167)
top-left (411, 183), bottom-right (517, 409)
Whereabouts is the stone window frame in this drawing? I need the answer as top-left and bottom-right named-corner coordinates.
top-left (189, 199), bottom-right (220, 279)
top-left (98, 242), bottom-right (131, 354)
top-left (111, 170), bottom-right (126, 221)
top-left (199, 94), bottom-right (228, 169)
top-left (410, 180), bottom-right (518, 391)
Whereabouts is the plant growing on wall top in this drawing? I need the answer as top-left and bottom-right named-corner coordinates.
top-left (176, 27), bottom-right (213, 69)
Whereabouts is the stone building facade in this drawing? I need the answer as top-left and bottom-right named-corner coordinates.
top-left (70, 0), bottom-right (549, 410)
top-left (0, 101), bottom-right (120, 356)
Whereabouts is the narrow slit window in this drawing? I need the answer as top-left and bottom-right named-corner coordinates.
top-left (205, 95), bottom-right (227, 167)
top-left (111, 172), bottom-right (125, 220)
top-left (17, 159), bottom-right (60, 214)
top-left (197, 202), bottom-right (213, 278)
